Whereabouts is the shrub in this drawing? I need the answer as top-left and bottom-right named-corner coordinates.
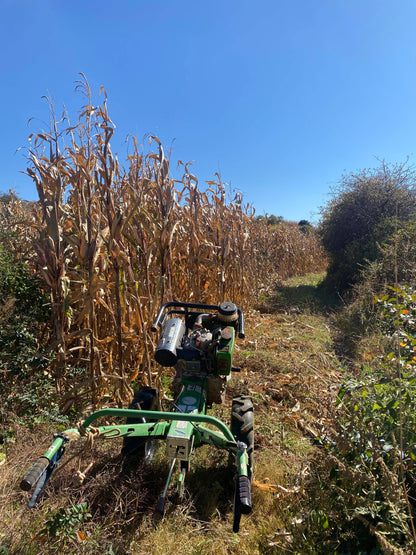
top-left (319, 162), bottom-right (416, 292)
top-left (298, 219), bottom-right (313, 234)
top-left (327, 284), bottom-right (416, 552)
top-left (0, 227), bottom-right (57, 422)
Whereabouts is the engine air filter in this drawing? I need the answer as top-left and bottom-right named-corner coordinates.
top-left (217, 301), bottom-right (238, 322)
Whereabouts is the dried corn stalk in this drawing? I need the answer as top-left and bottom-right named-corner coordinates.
top-left (22, 77), bottom-right (327, 406)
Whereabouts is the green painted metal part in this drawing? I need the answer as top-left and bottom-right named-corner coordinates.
top-left (39, 431), bottom-right (77, 462)
top-left (197, 425), bottom-right (234, 450)
top-left (237, 448), bottom-right (249, 477)
top-left (81, 408), bottom-right (236, 442)
top-left (216, 326), bottom-right (235, 376)
top-left (42, 438), bottom-right (64, 461)
top-left (38, 408), bottom-right (237, 463)
top-left (166, 380), bottom-right (206, 460)
top-left (39, 403), bottom-right (240, 469)
top-left (91, 422), bottom-right (169, 438)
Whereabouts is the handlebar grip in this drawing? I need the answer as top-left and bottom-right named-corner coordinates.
top-left (20, 457), bottom-right (50, 491)
top-left (237, 475), bottom-right (252, 515)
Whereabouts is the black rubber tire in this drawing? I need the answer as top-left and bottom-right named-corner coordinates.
top-left (121, 386), bottom-right (160, 458)
top-left (231, 395), bottom-right (254, 480)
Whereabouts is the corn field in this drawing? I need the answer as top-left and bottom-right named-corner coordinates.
top-left (3, 78), bottom-right (327, 407)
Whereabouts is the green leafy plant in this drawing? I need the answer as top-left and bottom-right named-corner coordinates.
top-left (325, 285), bottom-right (416, 551)
top-left (42, 502), bottom-right (91, 541)
top-left (0, 542), bottom-right (10, 555)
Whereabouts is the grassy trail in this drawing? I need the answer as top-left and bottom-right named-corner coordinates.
top-left (1, 272), bottom-right (344, 554)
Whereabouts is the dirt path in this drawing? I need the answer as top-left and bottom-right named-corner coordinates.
top-left (222, 272), bottom-right (343, 551)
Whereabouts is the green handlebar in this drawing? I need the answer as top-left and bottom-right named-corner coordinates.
top-left (81, 408), bottom-right (235, 442)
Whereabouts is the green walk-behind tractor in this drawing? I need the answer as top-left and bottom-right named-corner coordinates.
top-left (20, 301), bottom-right (254, 532)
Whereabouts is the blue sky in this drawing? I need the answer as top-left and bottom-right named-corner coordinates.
top-left (1, 0), bottom-right (416, 222)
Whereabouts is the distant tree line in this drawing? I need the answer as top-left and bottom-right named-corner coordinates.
top-left (255, 214), bottom-right (284, 226)
top-left (256, 214), bottom-right (314, 232)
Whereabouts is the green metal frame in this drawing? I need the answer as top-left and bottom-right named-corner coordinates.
top-left (36, 406), bottom-right (245, 471)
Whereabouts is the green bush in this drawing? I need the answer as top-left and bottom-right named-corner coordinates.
top-left (327, 285), bottom-right (416, 552)
top-left (319, 162), bottom-right (416, 292)
top-left (0, 242), bottom-right (50, 375)
top-left (298, 219), bottom-right (314, 234)
top-left (42, 502), bottom-right (91, 541)
top-left (0, 234), bottom-right (59, 422)
top-left (366, 221), bottom-right (416, 290)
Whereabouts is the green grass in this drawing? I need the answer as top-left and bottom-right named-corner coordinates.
top-left (268, 271), bottom-right (338, 314)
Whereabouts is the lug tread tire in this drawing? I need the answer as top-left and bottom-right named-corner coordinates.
top-left (122, 387), bottom-right (159, 457)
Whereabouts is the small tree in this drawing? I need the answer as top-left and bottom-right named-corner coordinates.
top-left (267, 214), bottom-right (284, 226)
top-left (298, 220), bottom-right (313, 234)
top-left (255, 214), bottom-right (284, 226)
top-left (319, 162), bottom-right (416, 291)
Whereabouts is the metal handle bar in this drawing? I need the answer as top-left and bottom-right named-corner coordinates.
top-left (151, 301), bottom-right (245, 338)
top-left (151, 301), bottom-right (220, 331)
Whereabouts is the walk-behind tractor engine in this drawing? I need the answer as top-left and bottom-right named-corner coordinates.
top-left (155, 301), bottom-right (239, 404)
top-left (20, 301), bottom-right (254, 533)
